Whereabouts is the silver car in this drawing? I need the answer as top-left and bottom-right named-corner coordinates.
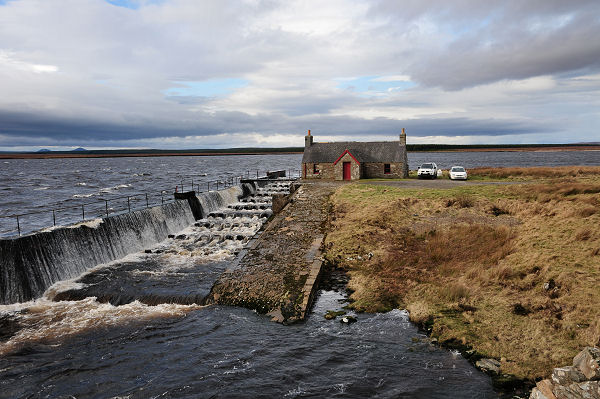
top-left (449, 166), bottom-right (468, 180)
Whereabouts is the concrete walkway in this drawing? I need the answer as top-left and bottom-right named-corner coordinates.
top-left (206, 182), bottom-right (338, 324)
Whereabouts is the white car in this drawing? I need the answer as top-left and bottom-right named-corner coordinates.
top-left (449, 166), bottom-right (468, 180)
top-left (417, 162), bottom-right (438, 179)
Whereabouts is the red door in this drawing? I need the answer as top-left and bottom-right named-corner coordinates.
top-left (343, 162), bottom-right (351, 180)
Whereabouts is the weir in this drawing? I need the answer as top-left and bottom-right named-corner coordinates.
top-left (0, 182), bottom-right (264, 305)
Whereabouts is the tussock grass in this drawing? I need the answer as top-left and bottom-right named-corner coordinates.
top-left (445, 194), bottom-right (474, 208)
top-left (469, 166), bottom-right (600, 180)
top-left (324, 173), bottom-right (600, 380)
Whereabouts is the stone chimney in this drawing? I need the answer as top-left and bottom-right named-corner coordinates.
top-left (400, 128), bottom-right (408, 178)
top-left (305, 129), bottom-right (313, 148)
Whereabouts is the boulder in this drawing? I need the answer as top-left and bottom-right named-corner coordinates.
top-left (552, 381), bottom-right (600, 399)
top-left (573, 347), bottom-right (600, 381)
top-left (552, 366), bottom-right (587, 386)
top-left (476, 358), bottom-right (501, 375)
top-left (530, 380), bottom-right (557, 399)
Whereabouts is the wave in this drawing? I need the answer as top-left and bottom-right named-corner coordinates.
top-left (0, 297), bottom-right (203, 356)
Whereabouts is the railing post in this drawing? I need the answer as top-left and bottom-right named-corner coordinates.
top-left (181, 180), bottom-right (184, 192)
top-left (191, 179), bottom-right (194, 191)
top-left (82, 205), bottom-right (85, 221)
top-left (256, 170), bottom-right (259, 179)
top-left (216, 181), bottom-right (219, 190)
top-left (16, 215), bottom-right (20, 236)
top-left (105, 200), bottom-right (109, 217)
top-left (127, 196), bottom-right (131, 213)
top-left (146, 193), bottom-right (149, 208)
top-left (53, 209), bottom-right (56, 226)
top-left (207, 181), bottom-right (210, 191)
top-left (161, 192), bottom-right (164, 204)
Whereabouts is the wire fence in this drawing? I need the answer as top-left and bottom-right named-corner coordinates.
top-left (0, 169), bottom-right (301, 238)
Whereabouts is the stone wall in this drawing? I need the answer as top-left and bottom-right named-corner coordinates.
top-left (363, 162), bottom-right (404, 179)
top-left (303, 162), bottom-right (334, 180)
top-left (304, 160), bottom-right (408, 180)
top-left (332, 152), bottom-right (361, 180)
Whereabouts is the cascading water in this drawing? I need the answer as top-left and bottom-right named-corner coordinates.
top-left (51, 181), bottom-right (290, 306)
top-left (0, 200), bottom-right (196, 305)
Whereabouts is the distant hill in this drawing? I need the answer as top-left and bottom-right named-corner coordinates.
top-left (71, 147), bottom-right (87, 152)
top-left (37, 149), bottom-right (51, 153)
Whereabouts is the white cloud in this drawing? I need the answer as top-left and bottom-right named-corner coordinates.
top-left (0, 50), bottom-right (58, 73)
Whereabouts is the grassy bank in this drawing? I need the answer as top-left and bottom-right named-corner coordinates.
top-left (323, 166), bottom-right (600, 380)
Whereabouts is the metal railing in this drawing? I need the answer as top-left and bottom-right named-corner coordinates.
top-left (0, 169), bottom-right (302, 238)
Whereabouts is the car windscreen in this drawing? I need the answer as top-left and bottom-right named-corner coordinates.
top-left (451, 167), bottom-right (465, 172)
top-left (420, 163), bottom-right (434, 169)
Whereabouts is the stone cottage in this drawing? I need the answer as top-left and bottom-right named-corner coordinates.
top-left (301, 129), bottom-right (409, 180)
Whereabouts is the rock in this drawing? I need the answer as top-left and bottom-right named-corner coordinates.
top-left (266, 309), bottom-right (284, 323)
top-left (476, 358), bottom-right (501, 375)
top-left (340, 315), bottom-right (357, 324)
top-left (530, 388), bottom-right (554, 399)
top-left (552, 366), bottom-right (587, 386)
top-left (324, 310), bottom-right (346, 320)
top-left (144, 249), bottom-right (152, 254)
top-left (532, 379), bottom-right (557, 399)
top-left (168, 234), bottom-right (175, 238)
top-left (552, 380), bottom-right (600, 398)
top-left (543, 279), bottom-right (556, 291)
top-left (573, 347), bottom-right (600, 381)
top-left (175, 234), bottom-right (187, 240)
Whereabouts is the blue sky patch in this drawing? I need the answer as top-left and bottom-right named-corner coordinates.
top-left (164, 79), bottom-right (249, 98)
top-left (105, 0), bottom-right (165, 10)
top-left (337, 76), bottom-right (415, 95)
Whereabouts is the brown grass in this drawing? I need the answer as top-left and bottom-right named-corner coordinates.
top-left (470, 166), bottom-right (600, 179)
top-left (575, 228), bottom-right (593, 241)
top-left (445, 194), bottom-right (474, 208)
top-left (325, 175), bottom-right (600, 380)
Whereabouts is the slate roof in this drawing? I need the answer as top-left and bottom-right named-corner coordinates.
top-left (302, 141), bottom-right (405, 164)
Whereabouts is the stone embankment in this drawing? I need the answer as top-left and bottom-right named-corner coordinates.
top-left (531, 347), bottom-right (600, 399)
top-left (206, 182), bottom-right (338, 324)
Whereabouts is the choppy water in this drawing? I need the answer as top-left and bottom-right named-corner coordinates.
top-left (0, 290), bottom-right (498, 399)
top-left (1, 151), bottom-right (599, 236)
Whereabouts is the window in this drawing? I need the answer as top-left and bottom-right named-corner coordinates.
top-left (384, 164), bottom-right (391, 174)
top-left (313, 164), bottom-right (319, 174)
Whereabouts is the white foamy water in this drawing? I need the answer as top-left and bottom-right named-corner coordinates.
top-left (100, 183), bottom-right (132, 193)
top-left (0, 298), bottom-right (202, 356)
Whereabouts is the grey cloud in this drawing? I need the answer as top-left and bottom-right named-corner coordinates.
top-left (0, 106), bottom-right (550, 147)
top-left (370, 0), bottom-right (600, 89)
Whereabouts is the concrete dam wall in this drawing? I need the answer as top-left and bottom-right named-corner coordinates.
top-left (0, 183), bottom-right (256, 305)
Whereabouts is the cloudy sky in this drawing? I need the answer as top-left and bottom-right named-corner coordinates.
top-left (0, 0), bottom-right (599, 150)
